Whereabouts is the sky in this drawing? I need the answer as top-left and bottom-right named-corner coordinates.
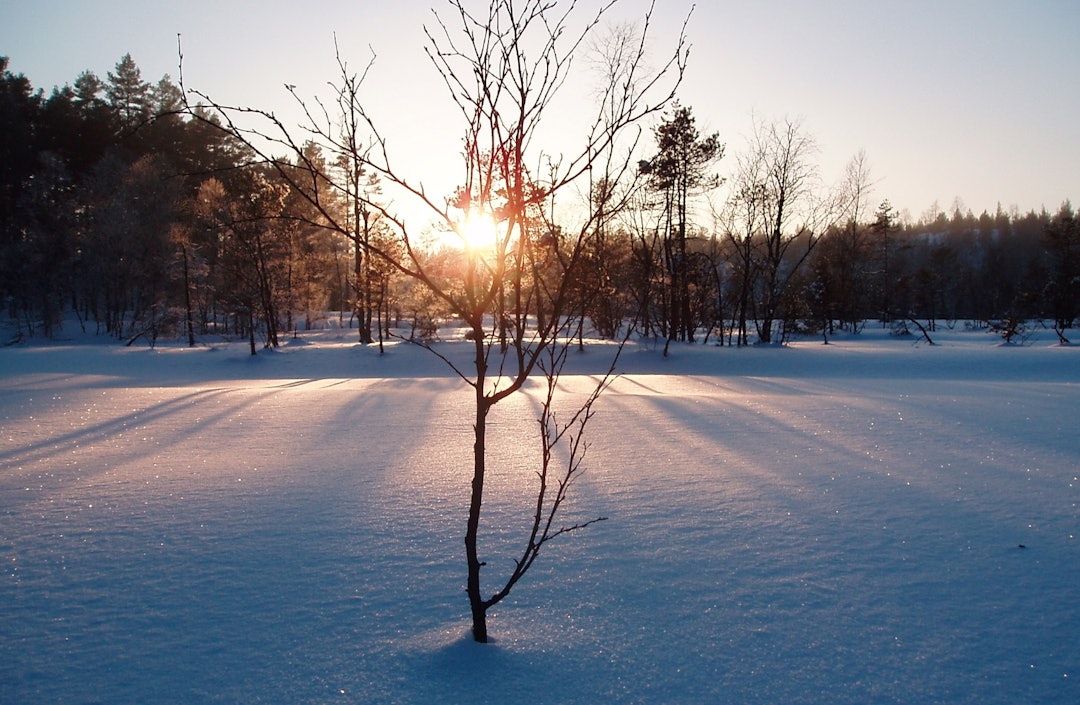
top-left (3, 0), bottom-right (1078, 224)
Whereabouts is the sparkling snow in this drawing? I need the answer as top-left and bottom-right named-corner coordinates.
top-left (2, 327), bottom-right (1078, 703)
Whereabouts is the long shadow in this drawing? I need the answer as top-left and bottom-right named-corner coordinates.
top-left (0, 388), bottom-right (238, 469)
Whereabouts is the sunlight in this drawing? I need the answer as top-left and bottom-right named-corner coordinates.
top-left (457, 209), bottom-right (500, 251)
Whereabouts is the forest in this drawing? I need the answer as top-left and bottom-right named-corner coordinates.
top-left (2, 53), bottom-right (1077, 349)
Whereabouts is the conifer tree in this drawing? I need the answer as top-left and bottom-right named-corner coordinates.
top-left (640, 104), bottom-right (722, 343)
top-left (105, 53), bottom-right (150, 133)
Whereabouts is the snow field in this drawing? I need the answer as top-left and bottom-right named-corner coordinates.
top-left (1, 329), bottom-right (1078, 703)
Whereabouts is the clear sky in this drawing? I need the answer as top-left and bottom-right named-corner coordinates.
top-left (3, 0), bottom-right (1078, 224)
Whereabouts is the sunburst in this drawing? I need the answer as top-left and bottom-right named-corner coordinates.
top-left (457, 210), bottom-right (500, 250)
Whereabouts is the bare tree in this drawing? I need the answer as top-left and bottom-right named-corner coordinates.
top-left (182, 0), bottom-right (687, 642)
top-left (723, 116), bottom-right (839, 344)
top-left (717, 173), bottom-right (764, 346)
top-left (809, 150), bottom-right (876, 337)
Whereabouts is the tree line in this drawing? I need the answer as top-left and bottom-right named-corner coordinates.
top-left (2, 54), bottom-right (1076, 348)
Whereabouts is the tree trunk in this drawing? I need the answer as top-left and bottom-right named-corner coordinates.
top-left (247, 308), bottom-right (257, 356)
top-left (182, 245), bottom-right (196, 347)
top-left (466, 334), bottom-right (490, 642)
top-left (354, 238), bottom-right (373, 344)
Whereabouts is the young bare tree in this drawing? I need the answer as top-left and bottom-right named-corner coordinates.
top-left (183, 0), bottom-right (688, 642)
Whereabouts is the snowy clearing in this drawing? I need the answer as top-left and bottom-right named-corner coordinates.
top-left (2, 327), bottom-right (1078, 704)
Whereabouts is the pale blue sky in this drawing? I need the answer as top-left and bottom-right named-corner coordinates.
top-left (3, 0), bottom-right (1078, 223)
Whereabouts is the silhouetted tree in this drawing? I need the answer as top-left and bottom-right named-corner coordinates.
top-left (0, 58), bottom-right (42, 321)
top-left (184, 0), bottom-right (688, 642)
top-left (105, 54), bottom-right (151, 135)
top-left (809, 151), bottom-right (876, 336)
top-left (1044, 202), bottom-right (1079, 339)
top-left (639, 103), bottom-right (722, 343)
top-left (870, 199), bottom-right (898, 323)
top-left (721, 117), bottom-right (843, 344)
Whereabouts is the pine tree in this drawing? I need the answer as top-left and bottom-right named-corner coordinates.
top-left (640, 104), bottom-right (723, 343)
top-left (105, 54), bottom-right (150, 133)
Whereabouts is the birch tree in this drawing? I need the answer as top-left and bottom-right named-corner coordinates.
top-left (183, 0), bottom-right (688, 642)
top-left (725, 117), bottom-right (840, 343)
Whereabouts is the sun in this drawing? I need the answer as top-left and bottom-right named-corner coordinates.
top-left (430, 207), bottom-right (504, 252)
top-left (457, 210), bottom-right (500, 251)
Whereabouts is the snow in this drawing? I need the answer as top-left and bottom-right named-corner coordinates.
top-left (2, 326), bottom-right (1078, 704)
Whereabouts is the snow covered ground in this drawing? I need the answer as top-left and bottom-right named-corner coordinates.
top-left (2, 325), bottom-right (1078, 704)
